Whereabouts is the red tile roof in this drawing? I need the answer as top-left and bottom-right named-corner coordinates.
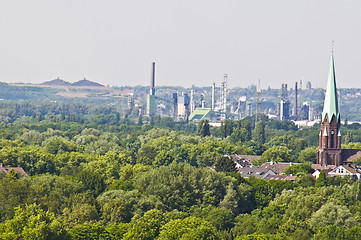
top-left (0, 163), bottom-right (28, 177)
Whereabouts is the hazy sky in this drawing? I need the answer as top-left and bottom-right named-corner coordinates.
top-left (0, 0), bottom-right (360, 89)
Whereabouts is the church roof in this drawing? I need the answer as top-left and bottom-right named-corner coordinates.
top-left (322, 53), bottom-right (340, 123)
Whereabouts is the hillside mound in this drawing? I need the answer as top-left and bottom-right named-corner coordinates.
top-left (41, 78), bottom-right (70, 86)
top-left (71, 78), bottom-right (104, 87)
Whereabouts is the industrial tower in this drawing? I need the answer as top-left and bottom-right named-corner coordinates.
top-left (146, 62), bottom-right (156, 116)
top-left (255, 78), bottom-right (262, 123)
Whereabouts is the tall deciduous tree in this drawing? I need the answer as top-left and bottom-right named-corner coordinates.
top-left (253, 121), bottom-right (265, 145)
top-left (197, 119), bottom-right (210, 137)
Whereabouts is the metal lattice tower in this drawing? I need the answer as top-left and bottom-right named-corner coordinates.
top-left (255, 78), bottom-right (262, 123)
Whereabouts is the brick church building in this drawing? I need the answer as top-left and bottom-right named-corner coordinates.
top-left (317, 52), bottom-right (361, 166)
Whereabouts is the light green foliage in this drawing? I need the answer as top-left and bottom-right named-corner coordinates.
top-left (69, 223), bottom-right (110, 240)
top-left (26, 174), bottom-right (84, 215)
top-left (44, 136), bottom-right (77, 154)
top-left (190, 140), bottom-right (241, 167)
top-left (106, 223), bottom-right (129, 239)
top-left (190, 205), bottom-right (234, 231)
top-left (20, 130), bottom-right (44, 145)
top-left (265, 135), bottom-right (296, 150)
top-left (270, 187), bottom-right (326, 221)
top-left (99, 199), bottom-right (128, 224)
top-left (123, 209), bottom-right (166, 240)
top-left (309, 202), bottom-right (355, 230)
top-left (312, 225), bottom-right (348, 240)
top-left (108, 164), bottom-right (151, 190)
top-left (0, 144), bottom-right (56, 175)
top-left (97, 190), bottom-right (164, 221)
top-left (219, 183), bottom-right (239, 213)
top-left (158, 216), bottom-right (219, 240)
top-left (154, 150), bottom-right (175, 167)
top-left (299, 146), bottom-right (317, 163)
top-left (259, 146), bottom-right (293, 163)
top-left (83, 136), bottom-right (122, 155)
top-left (0, 203), bottom-right (67, 240)
top-left (283, 163), bottom-right (314, 175)
top-left (342, 142), bottom-right (361, 149)
top-left (134, 163), bottom-right (245, 212)
top-left (265, 135), bottom-right (308, 158)
top-left (353, 156), bottom-right (361, 166)
top-left (62, 203), bottom-right (99, 226)
top-left (232, 214), bottom-right (258, 237)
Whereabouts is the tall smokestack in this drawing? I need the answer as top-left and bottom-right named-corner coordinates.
top-left (190, 89), bottom-right (194, 113)
top-left (294, 82), bottom-right (298, 119)
top-left (150, 62), bottom-right (155, 95)
top-left (223, 74), bottom-right (227, 112)
top-left (211, 81), bottom-right (215, 110)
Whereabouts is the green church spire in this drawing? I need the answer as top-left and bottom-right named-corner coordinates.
top-left (322, 52), bottom-right (339, 122)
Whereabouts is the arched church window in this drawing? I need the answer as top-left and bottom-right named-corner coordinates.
top-left (331, 130), bottom-right (335, 148)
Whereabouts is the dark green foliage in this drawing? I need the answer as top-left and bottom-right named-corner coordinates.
top-left (0, 175), bottom-right (29, 221)
top-left (197, 119), bottom-right (211, 137)
top-left (220, 119), bottom-right (234, 138)
top-left (214, 156), bottom-right (237, 172)
top-left (189, 205), bottom-right (234, 231)
top-left (253, 121), bottom-right (265, 145)
top-left (134, 163), bottom-right (248, 213)
top-left (76, 169), bottom-right (106, 196)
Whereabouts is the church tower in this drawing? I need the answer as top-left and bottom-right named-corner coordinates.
top-left (317, 52), bottom-right (342, 166)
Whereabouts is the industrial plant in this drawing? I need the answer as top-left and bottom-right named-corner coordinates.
top-left (130, 62), bottom-right (319, 125)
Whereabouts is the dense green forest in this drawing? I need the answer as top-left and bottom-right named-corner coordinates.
top-left (2, 100), bottom-right (361, 239)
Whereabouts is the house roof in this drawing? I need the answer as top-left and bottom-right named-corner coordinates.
top-left (188, 108), bottom-right (212, 121)
top-left (238, 166), bottom-right (276, 179)
top-left (0, 163), bottom-right (28, 177)
top-left (260, 162), bottom-right (299, 174)
top-left (343, 165), bottom-right (360, 174)
top-left (264, 174), bottom-right (298, 181)
top-left (311, 164), bottom-right (336, 171)
top-left (342, 149), bottom-right (361, 163)
top-left (312, 169), bottom-right (333, 178)
top-left (264, 175), bottom-right (288, 181)
top-left (228, 154), bottom-right (259, 168)
top-left (232, 155), bottom-right (261, 162)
